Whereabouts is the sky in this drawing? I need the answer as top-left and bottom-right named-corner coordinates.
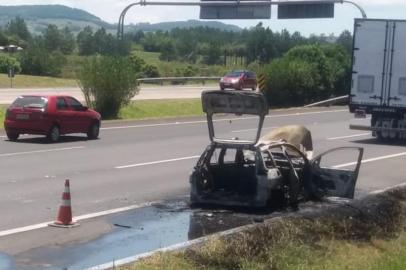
top-left (3, 0), bottom-right (406, 35)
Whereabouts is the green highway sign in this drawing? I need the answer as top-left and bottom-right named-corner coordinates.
top-left (200, 0), bottom-right (271, 19)
top-left (278, 3), bottom-right (334, 19)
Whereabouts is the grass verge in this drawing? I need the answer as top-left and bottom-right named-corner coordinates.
top-left (118, 99), bottom-right (203, 120)
top-left (119, 190), bottom-right (406, 270)
top-left (0, 74), bottom-right (77, 88)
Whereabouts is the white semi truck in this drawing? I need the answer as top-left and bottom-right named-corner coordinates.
top-left (349, 18), bottom-right (406, 140)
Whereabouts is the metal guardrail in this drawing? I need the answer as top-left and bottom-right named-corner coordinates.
top-left (304, 95), bottom-right (349, 107)
top-left (137, 76), bottom-right (221, 85)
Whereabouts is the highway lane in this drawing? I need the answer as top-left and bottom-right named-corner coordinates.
top-left (0, 106), bottom-right (406, 232)
top-left (0, 85), bottom-right (213, 104)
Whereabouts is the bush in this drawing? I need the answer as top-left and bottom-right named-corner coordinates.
top-left (263, 44), bottom-right (351, 107)
top-left (142, 64), bottom-right (160, 78)
top-left (0, 54), bottom-right (21, 74)
top-left (19, 46), bottom-right (66, 77)
top-left (264, 58), bottom-right (317, 107)
top-left (77, 56), bottom-right (140, 119)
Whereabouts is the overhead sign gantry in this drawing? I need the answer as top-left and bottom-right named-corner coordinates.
top-left (117, 0), bottom-right (367, 38)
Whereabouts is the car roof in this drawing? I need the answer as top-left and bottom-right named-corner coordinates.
top-left (18, 95), bottom-right (73, 99)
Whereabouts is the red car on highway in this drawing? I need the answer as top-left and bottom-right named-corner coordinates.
top-left (4, 95), bottom-right (101, 142)
top-left (219, 70), bottom-right (257, 91)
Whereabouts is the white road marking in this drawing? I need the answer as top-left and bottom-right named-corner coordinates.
top-left (101, 109), bottom-right (347, 131)
top-left (115, 155), bottom-right (200, 169)
top-left (0, 150), bottom-right (404, 238)
top-left (333, 152), bottom-right (406, 169)
top-left (327, 133), bottom-right (370, 140)
top-left (0, 201), bottom-right (159, 238)
top-left (0, 146), bottom-right (85, 157)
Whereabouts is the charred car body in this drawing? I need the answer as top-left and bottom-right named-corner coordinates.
top-left (190, 91), bottom-right (364, 208)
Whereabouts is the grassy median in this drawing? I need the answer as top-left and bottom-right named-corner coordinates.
top-left (0, 74), bottom-right (78, 88)
top-left (119, 190), bottom-right (406, 270)
top-left (119, 99), bottom-right (203, 120)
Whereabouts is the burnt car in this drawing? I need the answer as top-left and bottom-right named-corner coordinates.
top-left (190, 90), bottom-right (363, 208)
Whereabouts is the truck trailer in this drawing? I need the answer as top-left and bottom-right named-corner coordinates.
top-left (349, 18), bottom-right (406, 140)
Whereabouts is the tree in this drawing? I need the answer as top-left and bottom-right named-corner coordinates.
top-left (0, 55), bottom-right (21, 74)
top-left (336, 30), bottom-right (353, 55)
top-left (321, 44), bottom-right (351, 96)
top-left (44, 24), bottom-right (61, 52)
top-left (264, 58), bottom-right (318, 107)
top-left (6, 17), bottom-right (31, 44)
top-left (0, 31), bottom-right (8, 46)
top-left (93, 28), bottom-right (108, 54)
top-left (202, 42), bottom-right (222, 65)
top-left (263, 44), bottom-right (351, 107)
top-left (159, 39), bottom-right (177, 61)
top-left (285, 45), bottom-right (334, 98)
top-left (77, 56), bottom-right (141, 119)
top-left (18, 38), bottom-right (67, 77)
top-left (60, 27), bottom-right (75, 55)
top-left (77, 26), bottom-right (94, 55)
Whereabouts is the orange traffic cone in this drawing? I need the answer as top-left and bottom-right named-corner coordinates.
top-left (49, 179), bottom-right (79, 228)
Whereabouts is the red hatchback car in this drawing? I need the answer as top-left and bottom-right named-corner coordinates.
top-left (4, 95), bottom-right (101, 142)
top-left (219, 70), bottom-right (257, 91)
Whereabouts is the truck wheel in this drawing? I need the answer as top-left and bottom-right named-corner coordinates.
top-left (6, 132), bottom-right (19, 141)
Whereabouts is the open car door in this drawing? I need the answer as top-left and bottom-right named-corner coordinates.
top-left (310, 147), bottom-right (363, 199)
top-left (201, 90), bottom-right (269, 145)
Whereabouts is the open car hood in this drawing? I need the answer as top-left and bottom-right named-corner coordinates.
top-left (202, 90), bottom-right (269, 145)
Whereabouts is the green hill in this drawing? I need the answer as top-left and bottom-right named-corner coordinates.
top-left (0, 5), bottom-right (101, 21)
top-left (127, 20), bottom-right (241, 32)
top-left (0, 5), bottom-right (241, 35)
top-left (0, 5), bottom-right (113, 34)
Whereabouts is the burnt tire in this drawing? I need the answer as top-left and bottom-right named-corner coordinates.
top-left (87, 122), bottom-right (100, 140)
top-left (6, 132), bottom-right (19, 141)
top-left (47, 125), bottom-right (60, 143)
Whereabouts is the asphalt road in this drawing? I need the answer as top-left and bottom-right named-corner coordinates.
top-left (1, 105), bottom-right (406, 234)
top-left (0, 85), bottom-right (212, 104)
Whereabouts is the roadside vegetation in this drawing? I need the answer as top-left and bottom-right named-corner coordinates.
top-left (0, 105), bottom-right (5, 124)
top-left (0, 73), bottom-right (77, 88)
top-left (120, 191), bottom-right (406, 270)
top-left (119, 99), bottom-right (203, 120)
top-left (0, 16), bottom-right (353, 118)
top-left (77, 56), bottom-right (140, 119)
